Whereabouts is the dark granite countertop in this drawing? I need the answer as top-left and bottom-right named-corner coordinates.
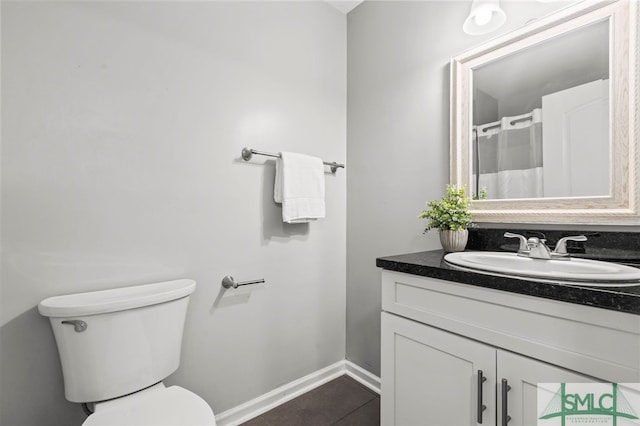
top-left (376, 250), bottom-right (640, 315)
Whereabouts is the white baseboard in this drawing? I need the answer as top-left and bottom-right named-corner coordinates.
top-left (215, 360), bottom-right (380, 426)
top-left (344, 360), bottom-right (381, 394)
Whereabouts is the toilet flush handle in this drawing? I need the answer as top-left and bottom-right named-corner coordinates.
top-left (61, 320), bottom-right (87, 332)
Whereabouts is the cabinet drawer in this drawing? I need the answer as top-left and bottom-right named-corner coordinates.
top-left (381, 270), bottom-right (640, 382)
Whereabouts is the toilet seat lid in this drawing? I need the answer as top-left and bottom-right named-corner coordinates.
top-left (83, 384), bottom-right (216, 426)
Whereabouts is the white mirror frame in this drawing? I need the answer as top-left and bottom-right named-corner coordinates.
top-left (450, 0), bottom-right (638, 225)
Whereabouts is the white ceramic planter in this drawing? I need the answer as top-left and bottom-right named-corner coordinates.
top-left (439, 229), bottom-right (468, 252)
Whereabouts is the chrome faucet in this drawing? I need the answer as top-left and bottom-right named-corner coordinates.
top-left (503, 232), bottom-right (588, 260)
top-left (525, 236), bottom-right (553, 259)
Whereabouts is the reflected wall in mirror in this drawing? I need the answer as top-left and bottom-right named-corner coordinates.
top-left (451, 0), bottom-right (638, 224)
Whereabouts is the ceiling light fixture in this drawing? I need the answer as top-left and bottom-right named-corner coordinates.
top-left (463, 0), bottom-right (506, 35)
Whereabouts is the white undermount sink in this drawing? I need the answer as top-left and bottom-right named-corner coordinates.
top-left (444, 251), bottom-right (640, 287)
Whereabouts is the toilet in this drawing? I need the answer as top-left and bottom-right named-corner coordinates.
top-left (38, 279), bottom-right (216, 426)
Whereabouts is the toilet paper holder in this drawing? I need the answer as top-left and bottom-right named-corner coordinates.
top-left (222, 275), bottom-right (265, 289)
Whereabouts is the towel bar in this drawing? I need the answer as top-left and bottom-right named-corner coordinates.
top-left (241, 147), bottom-right (345, 173)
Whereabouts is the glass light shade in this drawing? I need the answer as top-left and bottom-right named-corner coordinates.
top-left (463, 0), bottom-right (507, 35)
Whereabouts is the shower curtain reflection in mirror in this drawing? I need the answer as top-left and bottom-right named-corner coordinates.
top-left (472, 109), bottom-right (543, 200)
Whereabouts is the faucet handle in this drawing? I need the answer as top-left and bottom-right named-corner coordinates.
top-left (504, 232), bottom-right (528, 252)
top-left (554, 235), bottom-right (588, 255)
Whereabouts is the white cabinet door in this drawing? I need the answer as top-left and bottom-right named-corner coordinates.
top-left (497, 350), bottom-right (600, 426)
top-left (381, 312), bottom-right (497, 426)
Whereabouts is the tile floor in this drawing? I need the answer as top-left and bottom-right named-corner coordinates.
top-left (241, 375), bottom-right (380, 426)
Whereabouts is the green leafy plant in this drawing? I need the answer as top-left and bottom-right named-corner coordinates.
top-left (473, 187), bottom-right (488, 200)
top-left (419, 185), bottom-right (474, 232)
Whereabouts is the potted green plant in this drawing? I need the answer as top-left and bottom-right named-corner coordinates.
top-left (418, 185), bottom-right (474, 252)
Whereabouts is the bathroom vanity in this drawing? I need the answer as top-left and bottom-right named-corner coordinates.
top-left (377, 249), bottom-right (640, 426)
top-left (379, 0), bottom-right (640, 422)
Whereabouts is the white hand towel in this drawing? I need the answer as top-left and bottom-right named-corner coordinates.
top-left (274, 152), bottom-right (326, 223)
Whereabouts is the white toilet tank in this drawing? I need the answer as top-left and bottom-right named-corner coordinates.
top-left (38, 279), bottom-right (196, 403)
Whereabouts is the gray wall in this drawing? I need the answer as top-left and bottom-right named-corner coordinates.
top-left (345, 0), bottom-right (573, 376)
top-left (1, 2), bottom-right (346, 425)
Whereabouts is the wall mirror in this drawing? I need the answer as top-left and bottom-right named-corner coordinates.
top-left (450, 0), bottom-right (638, 224)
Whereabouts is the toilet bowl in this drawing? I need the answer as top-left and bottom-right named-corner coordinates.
top-left (38, 279), bottom-right (216, 426)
